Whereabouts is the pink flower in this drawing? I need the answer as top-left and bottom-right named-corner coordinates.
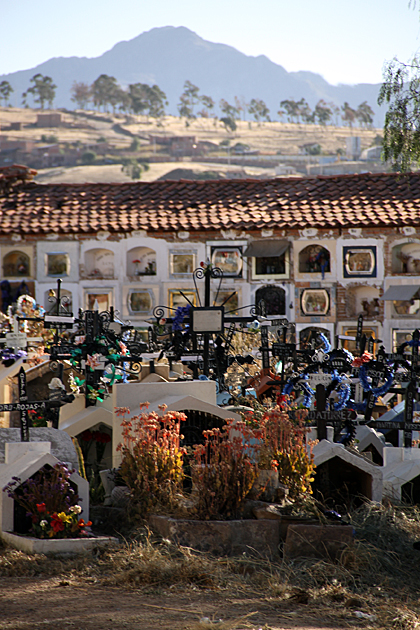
top-left (86, 354), bottom-right (101, 370)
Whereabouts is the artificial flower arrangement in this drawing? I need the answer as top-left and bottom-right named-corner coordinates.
top-left (3, 463), bottom-right (91, 539)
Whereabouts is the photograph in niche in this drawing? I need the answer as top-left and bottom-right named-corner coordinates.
top-left (171, 253), bottom-right (195, 275)
top-left (129, 291), bottom-right (152, 313)
top-left (87, 293), bottom-right (109, 311)
top-left (301, 289), bottom-right (330, 315)
top-left (3, 251), bottom-right (30, 277)
top-left (215, 290), bottom-right (239, 314)
top-left (211, 247), bottom-right (243, 277)
top-left (393, 330), bottom-right (415, 352)
top-left (169, 290), bottom-right (197, 311)
top-left (393, 299), bottom-right (420, 316)
top-left (344, 247), bottom-right (376, 277)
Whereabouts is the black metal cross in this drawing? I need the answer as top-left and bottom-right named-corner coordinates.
top-left (0, 367), bottom-right (67, 441)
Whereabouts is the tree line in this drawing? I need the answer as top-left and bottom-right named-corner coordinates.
top-left (0, 74), bottom-right (375, 129)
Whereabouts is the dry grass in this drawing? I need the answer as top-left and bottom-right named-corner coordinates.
top-left (1, 501), bottom-right (420, 627)
top-left (0, 106), bottom-right (380, 157)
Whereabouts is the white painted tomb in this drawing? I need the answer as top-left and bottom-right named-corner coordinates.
top-left (382, 447), bottom-right (420, 502)
top-left (313, 439), bottom-right (383, 502)
top-left (112, 380), bottom-right (241, 467)
top-left (59, 394), bottom-right (113, 438)
top-left (355, 425), bottom-right (391, 465)
top-left (0, 439), bottom-right (89, 537)
top-left (0, 428), bottom-right (79, 471)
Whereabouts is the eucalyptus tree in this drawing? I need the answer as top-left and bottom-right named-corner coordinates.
top-left (25, 74), bottom-right (56, 109)
top-left (0, 80), bottom-right (13, 106)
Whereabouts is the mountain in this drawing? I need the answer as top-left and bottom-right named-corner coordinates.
top-left (0, 26), bottom-right (385, 124)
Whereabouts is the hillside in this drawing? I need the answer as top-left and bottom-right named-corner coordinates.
top-left (0, 107), bottom-right (382, 183)
top-left (0, 26), bottom-right (385, 124)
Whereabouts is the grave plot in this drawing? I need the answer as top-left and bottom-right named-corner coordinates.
top-left (0, 440), bottom-right (88, 535)
top-left (312, 440), bottom-right (382, 504)
top-left (382, 446), bottom-right (420, 503)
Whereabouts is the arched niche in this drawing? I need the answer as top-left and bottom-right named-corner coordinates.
top-left (127, 247), bottom-right (157, 277)
top-left (255, 285), bottom-right (285, 316)
top-left (299, 245), bottom-right (330, 274)
top-left (345, 285), bottom-right (380, 319)
top-left (44, 289), bottom-right (72, 314)
top-left (3, 251), bottom-right (30, 277)
top-left (299, 326), bottom-right (330, 349)
top-left (392, 242), bottom-right (420, 274)
top-left (84, 248), bottom-right (115, 279)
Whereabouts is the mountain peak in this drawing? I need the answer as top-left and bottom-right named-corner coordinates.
top-left (0, 26), bottom-right (383, 123)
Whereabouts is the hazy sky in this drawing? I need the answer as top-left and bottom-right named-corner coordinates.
top-left (1, 0), bottom-right (419, 85)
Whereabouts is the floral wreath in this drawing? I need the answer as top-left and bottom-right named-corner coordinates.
top-left (283, 334), bottom-right (353, 410)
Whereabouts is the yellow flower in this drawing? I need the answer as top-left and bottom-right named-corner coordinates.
top-left (57, 512), bottom-right (73, 524)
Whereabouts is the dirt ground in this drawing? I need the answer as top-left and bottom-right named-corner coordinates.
top-left (33, 161), bottom-right (276, 184)
top-left (0, 577), bottom-right (379, 630)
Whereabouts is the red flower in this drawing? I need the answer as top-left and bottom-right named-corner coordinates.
top-left (36, 503), bottom-right (46, 513)
top-left (352, 351), bottom-right (373, 368)
top-left (51, 513), bottom-right (64, 533)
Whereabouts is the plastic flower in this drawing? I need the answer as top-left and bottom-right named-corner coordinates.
top-left (51, 513), bottom-right (65, 533)
top-left (78, 519), bottom-right (92, 528)
top-left (86, 353), bottom-right (102, 370)
top-left (36, 503), bottom-right (46, 513)
top-left (352, 351), bottom-right (373, 368)
top-left (69, 505), bottom-right (82, 514)
top-left (119, 341), bottom-right (128, 356)
top-left (57, 511), bottom-right (73, 524)
top-left (40, 520), bottom-right (48, 528)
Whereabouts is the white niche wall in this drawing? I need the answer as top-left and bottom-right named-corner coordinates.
top-left (36, 241), bottom-right (79, 283)
top-left (83, 248), bottom-right (115, 279)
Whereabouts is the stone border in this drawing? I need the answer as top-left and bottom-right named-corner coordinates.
top-left (149, 515), bottom-right (280, 559)
top-left (1, 532), bottom-right (119, 555)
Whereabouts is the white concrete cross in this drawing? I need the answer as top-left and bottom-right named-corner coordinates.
top-left (3, 317), bottom-right (43, 351)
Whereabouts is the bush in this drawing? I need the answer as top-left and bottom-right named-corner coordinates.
top-left (81, 150), bottom-right (97, 164)
top-left (117, 404), bottom-right (186, 517)
top-left (257, 405), bottom-right (315, 498)
top-left (191, 419), bottom-right (261, 520)
top-left (40, 134), bottom-right (58, 143)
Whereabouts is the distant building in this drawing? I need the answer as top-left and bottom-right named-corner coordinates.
top-left (36, 113), bottom-right (62, 128)
top-left (360, 146), bottom-right (383, 161)
top-left (346, 136), bottom-right (361, 160)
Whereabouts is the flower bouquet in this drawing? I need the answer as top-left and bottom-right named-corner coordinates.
top-left (3, 463), bottom-right (91, 539)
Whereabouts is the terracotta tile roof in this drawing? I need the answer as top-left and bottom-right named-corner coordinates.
top-left (0, 167), bottom-right (420, 236)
